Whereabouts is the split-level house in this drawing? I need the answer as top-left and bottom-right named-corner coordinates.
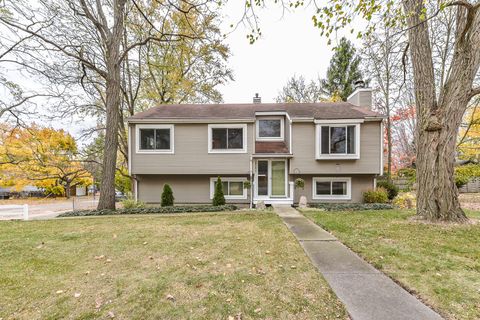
top-left (127, 86), bottom-right (384, 206)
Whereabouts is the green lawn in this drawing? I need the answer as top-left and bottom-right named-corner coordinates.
top-left (303, 209), bottom-right (480, 320)
top-left (0, 212), bottom-right (347, 320)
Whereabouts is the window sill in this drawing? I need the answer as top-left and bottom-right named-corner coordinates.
top-left (208, 149), bottom-right (247, 154)
top-left (256, 137), bottom-right (284, 142)
top-left (316, 154), bottom-right (360, 160)
top-left (136, 150), bottom-right (174, 154)
top-left (312, 195), bottom-right (352, 200)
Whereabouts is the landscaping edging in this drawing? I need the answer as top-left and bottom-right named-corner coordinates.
top-left (307, 203), bottom-right (393, 211)
top-left (58, 205), bottom-right (238, 217)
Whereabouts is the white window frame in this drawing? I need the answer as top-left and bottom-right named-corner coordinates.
top-left (312, 177), bottom-right (352, 200)
top-left (315, 120), bottom-right (362, 160)
top-left (209, 177), bottom-right (248, 200)
top-left (208, 124), bottom-right (247, 154)
top-left (136, 124), bottom-right (174, 154)
top-left (256, 117), bottom-right (284, 141)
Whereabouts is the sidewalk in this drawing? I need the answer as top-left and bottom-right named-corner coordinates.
top-left (273, 205), bottom-right (443, 320)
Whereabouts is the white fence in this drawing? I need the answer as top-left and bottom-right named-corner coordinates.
top-left (0, 204), bottom-right (29, 220)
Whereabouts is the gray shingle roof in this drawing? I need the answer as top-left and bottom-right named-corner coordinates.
top-left (128, 102), bottom-right (383, 121)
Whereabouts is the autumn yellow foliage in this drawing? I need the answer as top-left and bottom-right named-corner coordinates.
top-left (458, 105), bottom-right (480, 160)
top-left (0, 124), bottom-right (91, 197)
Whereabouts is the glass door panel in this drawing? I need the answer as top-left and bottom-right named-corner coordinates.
top-left (257, 160), bottom-right (268, 196)
top-left (271, 161), bottom-right (286, 196)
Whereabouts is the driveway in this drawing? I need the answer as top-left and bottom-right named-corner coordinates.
top-left (0, 197), bottom-right (99, 220)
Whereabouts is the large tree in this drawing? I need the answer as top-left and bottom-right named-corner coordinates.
top-left (320, 37), bottom-right (363, 101)
top-left (0, 0), bottom-right (218, 209)
top-left (314, 0), bottom-right (480, 221)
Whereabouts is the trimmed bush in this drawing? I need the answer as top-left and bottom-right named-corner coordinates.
top-left (376, 180), bottom-right (399, 200)
top-left (212, 177), bottom-right (226, 206)
top-left (58, 205), bottom-right (238, 217)
top-left (308, 203), bottom-right (393, 211)
top-left (121, 198), bottom-right (146, 209)
top-left (363, 188), bottom-right (389, 204)
top-left (161, 184), bottom-right (174, 207)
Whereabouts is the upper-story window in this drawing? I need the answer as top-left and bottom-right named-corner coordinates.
top-left (315, 121), bottom-right (361, 159)
top-left (208, 124), bottom-right (247, 153)
top-left (136, 124), bottom-right (174, 154)
top-left (256, 117), bottom-right (284, 141)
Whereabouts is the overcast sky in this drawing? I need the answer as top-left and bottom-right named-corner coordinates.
top-left (219, 3), bottom-right (358, 103)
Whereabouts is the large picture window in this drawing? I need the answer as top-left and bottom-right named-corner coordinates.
top-left (210, 177), bottom-right (247, 199)
top-left (312, 177), bottom-right (351, 200)
top-left (136, 125), bottom-right (174, 153)
top-left (316, 122), bottom-right (360, 159)
top-left (208, 124), bottom-right (247, 153)
top-left (256, 117), bottom-right (284, 141)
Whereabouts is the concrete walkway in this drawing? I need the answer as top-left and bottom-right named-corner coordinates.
top-left (273, 205), bottom-right (443, 320)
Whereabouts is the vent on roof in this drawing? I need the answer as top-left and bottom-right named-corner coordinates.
top-left (253, 93), bottom-right (261, 104)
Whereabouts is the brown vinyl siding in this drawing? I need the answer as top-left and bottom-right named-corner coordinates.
top-left (136, 174), bottom-right (250, 204)
top-left (289, 121), bottom-right (382, 174)
top-left (130, 123), bottom-right (253, 175)
top-left (292, 174), bottom-right (375, 203)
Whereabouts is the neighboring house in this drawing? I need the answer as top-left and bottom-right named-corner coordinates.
top-left (127, 87), bottom-right (384, 206)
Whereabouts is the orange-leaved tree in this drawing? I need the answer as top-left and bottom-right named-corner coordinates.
top-left (0, 125), bottom-right (91, 198)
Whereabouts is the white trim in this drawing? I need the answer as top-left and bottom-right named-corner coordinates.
top-left (380, 121), bottom-right (384, 175)
top-left (128, 125), bottom-right (132, 174)
top-left (312, 177), bottom-right (352, 200)
top-left (316, 123), bottom-right (361, 160)
top-left (209, 177), bottom-right (248, 200)
top-left (287, 113), bottom-right (293, 153)
top-left (314, 119), bottom-right (364, 124)
top-left (346, 88), bottom-right (373, 101)
top-left (208, 124), bottom-right (247, 154)
top-left (255, 111), bottom-right (289, 116)
top-left (136, 124), bottom-right (174, 154)
top-left (256, 117), bottom-right (285, 141)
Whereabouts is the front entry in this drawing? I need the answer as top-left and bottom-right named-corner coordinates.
top-left (255, 159), bottom-right (287, 199)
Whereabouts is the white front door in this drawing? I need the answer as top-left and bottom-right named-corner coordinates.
top-left (255, 159), bottom-right (287, 198)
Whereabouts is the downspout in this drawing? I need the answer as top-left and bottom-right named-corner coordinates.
top-left (249, 155), bottom-right (253, 209)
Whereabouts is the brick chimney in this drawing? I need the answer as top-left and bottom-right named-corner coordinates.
top-left (253, 93), bottom-right (261, 104)
top-left (347, 80), bottom-right (373, 110)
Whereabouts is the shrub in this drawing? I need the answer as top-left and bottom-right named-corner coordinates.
top-left (308, 203), bottom-right (393, 211)
top-left (212, 177), bottom-right (225, 206)
top-left (454, 164), bottom-right (480, 188)
top-left (376, 180), bottom-right (399, 200)
top-left (243, 180), bottom-right (252, 189)
top-left (121, 198), bottom-right (146, 209)
top-left (393, 192), bottom-right (416, 209)
top-left (363, 188), bottom-right (389, 203)
top-left (161, 184), bottom-right (174, 207)
top-left (58, 205), bottom-right (238, 217)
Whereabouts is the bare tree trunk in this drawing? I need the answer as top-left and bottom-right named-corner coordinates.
top-left (403, 0), bottom-right (480, 222)
top-left (387, 115), bottom-right (392, 180)
top-left (98, 0), bottom-right (125, 210)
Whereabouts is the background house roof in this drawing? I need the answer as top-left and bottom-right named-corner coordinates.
top-left (128, 102), bottom-right (383, 122)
